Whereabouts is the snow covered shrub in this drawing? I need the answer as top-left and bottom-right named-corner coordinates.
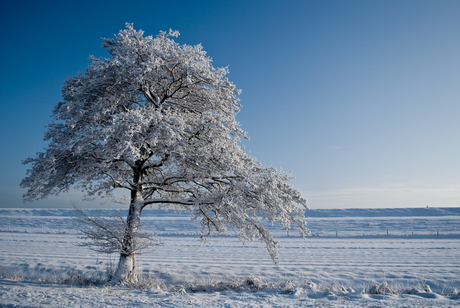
top-left (279, 281), bottom-right (299, 294)
top-left (367, 282), bottom-right (399, 295)
top-left (0, 267), bottom-right (23, 281)
top-left (406, 283), bottom-right (432, 294)
top-left (302, 280), bottom-right (320, 292)
top-left (184, 277), bottom-right (308, 293)
top-left (327, 283), bottom-right (349, 294)
top-left (245, 277), bottom-right (268, 291)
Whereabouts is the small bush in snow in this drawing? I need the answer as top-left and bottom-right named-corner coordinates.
top-left (367, 282), bottom-right (399, 295)
top-left (406, 283), bottom-right (432, 294)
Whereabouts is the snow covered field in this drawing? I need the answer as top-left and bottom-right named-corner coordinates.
top-left (1, 207), bottom-right (460, 307)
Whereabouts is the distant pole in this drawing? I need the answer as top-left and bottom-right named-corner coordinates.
top-left (336, 230), bottom-right (338, 237)
top-left (386, 230), bottom-right (389, 236)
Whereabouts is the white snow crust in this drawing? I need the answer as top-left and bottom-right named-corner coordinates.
top-left (1, 207), bottom-right (459, 307)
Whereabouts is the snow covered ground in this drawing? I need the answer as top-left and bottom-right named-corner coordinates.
top-left (1, 207), bottom-right (459, 307)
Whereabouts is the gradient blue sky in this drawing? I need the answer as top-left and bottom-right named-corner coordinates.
top-left (1, 0), bottom-right (460, 209)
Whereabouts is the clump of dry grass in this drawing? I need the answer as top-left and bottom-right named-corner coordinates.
top-left (367, 282), bottom-right (399, 295)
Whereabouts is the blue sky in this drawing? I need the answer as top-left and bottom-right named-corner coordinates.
top-left (1, 0), bottom-right (460, 209)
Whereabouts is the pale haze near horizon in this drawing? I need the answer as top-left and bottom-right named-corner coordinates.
top-left (1, 0), bottom-right (459, 209)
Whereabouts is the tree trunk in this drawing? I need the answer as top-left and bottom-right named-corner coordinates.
top-left (111, 190), bottom-right (143, 284)
top-left (112, 250), bottom-right (137, 284)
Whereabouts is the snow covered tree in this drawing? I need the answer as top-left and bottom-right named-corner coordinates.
top-left (21, 24), bottom-right (309, 284)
